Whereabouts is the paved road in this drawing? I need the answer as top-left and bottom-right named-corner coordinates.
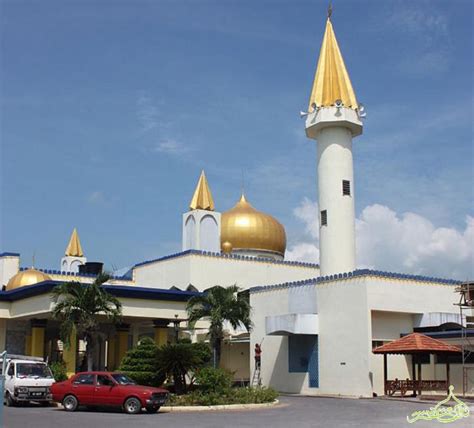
top-left (4, 396), bottom-right (474, 428)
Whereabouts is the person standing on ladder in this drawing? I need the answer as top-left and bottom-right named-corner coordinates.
top-left (254, 343), bottom-right (262, 370)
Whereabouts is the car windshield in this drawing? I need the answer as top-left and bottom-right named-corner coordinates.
top-left (111, 373), bottom-right (136, 385)
top-left (16, 363), bottom-right (53, 378)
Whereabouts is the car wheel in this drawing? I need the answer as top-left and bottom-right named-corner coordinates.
top-left (145, 405), bottom-right (160, 414)
top-left (124, 397), bottom-right (142, 414)
top-left (62, 395), bottom-right (78, 412)
top-left (6, 392), bottom-right (16, 407)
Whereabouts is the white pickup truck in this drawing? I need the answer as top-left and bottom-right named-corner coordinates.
top-left (1, 355), bottom-right (54, 406)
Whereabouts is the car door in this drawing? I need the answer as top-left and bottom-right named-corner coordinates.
top-left (71, 373), bottom-right (96, 405)
top-left (4, 363), bottom-right (15, 396)
top-left (94, 374), bottom-right (120, 406)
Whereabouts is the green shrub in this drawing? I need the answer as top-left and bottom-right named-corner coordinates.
top-left (168, 386), bottom-right (278, 406)
top-left (157, 341), bottom-right (212, 394)
top-left (119, 336), bottom-right (165, 386)
top-left (194, 367), bottom-right (233, 394)
top-left (50, 360), bottom-right (68, 382)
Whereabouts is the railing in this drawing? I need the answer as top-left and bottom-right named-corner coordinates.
top-left (385, 379), bottom-right (448, 396)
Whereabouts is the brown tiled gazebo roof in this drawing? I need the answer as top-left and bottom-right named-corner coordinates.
top-left (373, 333), bottom-right (461, 355)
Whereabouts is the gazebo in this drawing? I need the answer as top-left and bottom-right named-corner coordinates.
top-left (373, 333), bottom-right (462, 397)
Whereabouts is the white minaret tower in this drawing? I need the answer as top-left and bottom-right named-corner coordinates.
top-left (304, 11), bottom-right (364, 276)
top-left (61, 228), bottom-right (87, 273)
top-left (182, 171), bottom-right (221, 253)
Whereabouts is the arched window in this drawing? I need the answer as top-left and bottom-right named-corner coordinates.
top-left (185, 215), bottom-right (196, 249)
top-left (200, 215), bottom-right (218, 252)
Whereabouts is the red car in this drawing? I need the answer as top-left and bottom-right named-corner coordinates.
top-left (51, 371), bottom-right (168, 414)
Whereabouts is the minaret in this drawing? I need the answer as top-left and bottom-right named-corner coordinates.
top-left (182, 171), bottom-right (221, 252)
top-left (61, 228), bottom-right (87, 273)
top-left (304, 11), bottom-right (364, 276)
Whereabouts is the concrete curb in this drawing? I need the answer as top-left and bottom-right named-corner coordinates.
top-left (161, 399), bottom-right (279, 412)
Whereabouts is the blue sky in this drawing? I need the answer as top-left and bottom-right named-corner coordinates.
top-left (1, 0), bottom-right (473, 277)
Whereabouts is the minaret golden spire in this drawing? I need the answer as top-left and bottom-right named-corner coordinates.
top-left (65, 228), bottom-right (84, 257)
top-left (308, 12), bottom-right (358, 110)
top-left (189, 170), bottom-right (215, 211)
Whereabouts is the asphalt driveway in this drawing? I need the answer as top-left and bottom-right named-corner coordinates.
top-left (4, 395), bottom-right (474, 428)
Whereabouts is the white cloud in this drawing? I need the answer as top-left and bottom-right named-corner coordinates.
top-left (152, 139), bottom-right (191, 156)
top-left (87, 191), bottom-right (106, 204)
top-left (286, 199), bottom-right (474, 279)
top-left (368, 1), bottom-right (452, 76)
top-left (136, 94), bottom-right (161, 133)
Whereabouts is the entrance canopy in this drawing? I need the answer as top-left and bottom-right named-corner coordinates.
top-left (373, 332), bottom-right (461, 355)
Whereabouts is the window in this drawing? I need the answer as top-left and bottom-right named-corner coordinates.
top-left (73, 373), bottom-right (95, 385)
top-left (288, 335), bottom-right (319, 388)
top-left (7, 364), bottom-right (14, 376)
top-left (372, 340), bottom-right (385, 350)
top-left (436, 352), bottom-right (474, 365)
top-left (320, 210), bottom-right (327, 226)
top-left (97, 375), bottom-right (115, 386)
top-left (413, 354), bottom-right (430, 365)
top-left (342, 180), bottom-right (351, 196)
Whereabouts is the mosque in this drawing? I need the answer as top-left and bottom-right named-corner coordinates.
top-left (0, 11), bottom-right (472, 397)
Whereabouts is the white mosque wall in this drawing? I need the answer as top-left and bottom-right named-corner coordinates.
top-left (250, 274), bottom-right (464, 397)
top-left (370, 311), bottom-right (414, 396)
top-left (317, 277), bottom-right (373, 397)
top-left (0, 254), bottom-right (20, 288)
top-left (133, 252), bottom-right (319, 291)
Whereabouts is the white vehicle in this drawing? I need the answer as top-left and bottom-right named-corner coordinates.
top-left (1, 355), bottom-right (54, 406)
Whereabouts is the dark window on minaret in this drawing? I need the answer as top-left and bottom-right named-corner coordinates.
top-left (321, 210), bottom-right (327, 226)
top-left (342, 180), bottom-right (351, 196)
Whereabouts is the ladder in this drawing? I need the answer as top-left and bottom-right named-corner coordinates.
top-left (251, 365), bottom-right (261, 387)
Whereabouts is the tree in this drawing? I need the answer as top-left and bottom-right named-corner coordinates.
top-left (119, 337), bottom-right (165, 386)
top-left (51, 273), bottom-right (122, 371)
top-left (186, 285), bottom-right (251, 368)
top-left (156, 340), bottom-right (212, 395)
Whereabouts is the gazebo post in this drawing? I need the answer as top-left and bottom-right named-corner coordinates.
top-left (446, 361), bottom-right (450, 393)
top-left (417, 361), bottom-right (422, 396)
top-left (411, 356), bottom-right (416, 395)
top-left (383, 354), bottom-right (388, 395)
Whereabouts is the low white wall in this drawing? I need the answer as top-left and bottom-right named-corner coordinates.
top-left (134, 253), bottom-right (319, 291)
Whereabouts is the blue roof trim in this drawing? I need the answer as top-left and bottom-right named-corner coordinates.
top-left (0, 252), bottom-right (20, 257)
top-left (134, 249), bottom-right (320, 269)
top-left (19, 267), bottom-right (132, 281)
top-left (0, 281), bottom-right (201, 302)
top-left (403, 330), bottom-right (474, 339)
top-left (249, 269), bottom-right (462, 293)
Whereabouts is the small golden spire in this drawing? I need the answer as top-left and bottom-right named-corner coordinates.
top-left (308, 14), bottom-right (358, 109)
top-left (189, 170), bottom-right (215, 211)
top-left (65, 228), bottom-right (84, 257)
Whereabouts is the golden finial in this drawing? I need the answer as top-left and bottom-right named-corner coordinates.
top-left (189, 170), bottom-right (215, 211)
top-left (65, 228), bottom-right (84, 257)
top-left (308, 11), bottom-right (358, 109)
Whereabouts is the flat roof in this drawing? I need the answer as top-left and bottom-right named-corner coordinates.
top-left (0, 281), bottom-right (201, 302)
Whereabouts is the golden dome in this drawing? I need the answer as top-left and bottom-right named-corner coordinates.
top-left (6, 268), bottom-right (52, 291)
top-left (221, 195), bottom-right (286, 256)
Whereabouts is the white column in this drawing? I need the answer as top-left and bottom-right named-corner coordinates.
top-left (317, 126), bottom-right (356, 276)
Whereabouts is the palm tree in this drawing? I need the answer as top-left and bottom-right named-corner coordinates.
top-left (51, 273), bottom-right (122, 371)
top-left (186, 285), bottom-right (251, 368)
